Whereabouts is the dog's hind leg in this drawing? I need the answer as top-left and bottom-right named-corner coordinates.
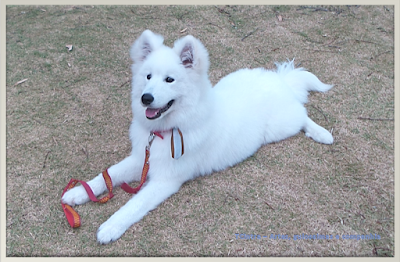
top-left (96, 178), bottom-right (183, 244)
top-left (61, 154), bottom-right (142, 206)
top-left (303, 117), bottom-right (333, 144)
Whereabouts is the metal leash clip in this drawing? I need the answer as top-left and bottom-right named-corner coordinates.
top-left (147, 132), bottom-right (156, 149)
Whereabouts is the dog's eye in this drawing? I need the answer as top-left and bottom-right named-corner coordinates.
top-left (165, 77), bottom-right (174, 83)
top-left (147, 74), bottom-right (151, 80)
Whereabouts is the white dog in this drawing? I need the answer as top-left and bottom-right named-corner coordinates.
top-left (62, 30), bottom-right (333, 244)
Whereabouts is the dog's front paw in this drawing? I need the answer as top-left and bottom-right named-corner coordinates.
top-left (305, 128), bottom-right (334, 145)
top-left (97, 217), bottom-right (129, 244)
top-left (61, 185), bottom-right (90, 206)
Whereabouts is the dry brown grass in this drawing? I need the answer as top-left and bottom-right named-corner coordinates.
top-left (5, 5), bottom-right (395, 256)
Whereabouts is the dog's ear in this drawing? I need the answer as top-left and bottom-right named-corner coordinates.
top-left (173, 35), bottom-right (209, 74)
top-left (130, 30), bottom-right (164, 63)
top-left (180, 43), bottom-right (194, 68)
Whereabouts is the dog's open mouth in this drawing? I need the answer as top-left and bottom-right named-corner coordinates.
top-left (145, 100), bottom-right (174, 120)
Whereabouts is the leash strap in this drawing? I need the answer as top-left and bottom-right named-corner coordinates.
top-left (61, 131), bottom-right (164, 228)
top-left (121, 147), bottom-right (150, 194)
top-left (61, 170), bottom-right (114, 228)
top-left (120, 131), bottom-right (163, 193)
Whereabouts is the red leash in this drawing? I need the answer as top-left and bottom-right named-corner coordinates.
top-left (61, 132), bottom-right (163, 228)
top-left (61, 170), bottom-right (114, 228)
top-left (120, 131), bottom-right (163, 193)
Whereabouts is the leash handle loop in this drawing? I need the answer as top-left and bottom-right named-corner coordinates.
top-left (62, 132), bottom-right (163, 228)
top-left (61, 170), bottom-right (114, 228)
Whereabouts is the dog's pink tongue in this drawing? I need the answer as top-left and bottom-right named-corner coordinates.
top-left (146, 108), bottom-right (160, 118)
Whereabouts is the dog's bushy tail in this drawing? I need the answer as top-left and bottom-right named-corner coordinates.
top-left (275, 59), bottom-right (333, 104)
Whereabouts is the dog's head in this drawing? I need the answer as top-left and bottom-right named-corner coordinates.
top-left (130, 30), bottom-right (211, 130)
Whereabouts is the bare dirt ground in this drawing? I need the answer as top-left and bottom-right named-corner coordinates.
top-left (5, 5), bottom-right (395, 256)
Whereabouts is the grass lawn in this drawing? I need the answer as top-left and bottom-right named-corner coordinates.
top-left (5, 5), bottom-right (395, 256)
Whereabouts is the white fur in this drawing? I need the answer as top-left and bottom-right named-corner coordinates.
top-left (62, 30), bottom-right (334, 244)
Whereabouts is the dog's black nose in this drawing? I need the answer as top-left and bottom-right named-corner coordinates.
top-left (141, 93), bottom-right (154, 105)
